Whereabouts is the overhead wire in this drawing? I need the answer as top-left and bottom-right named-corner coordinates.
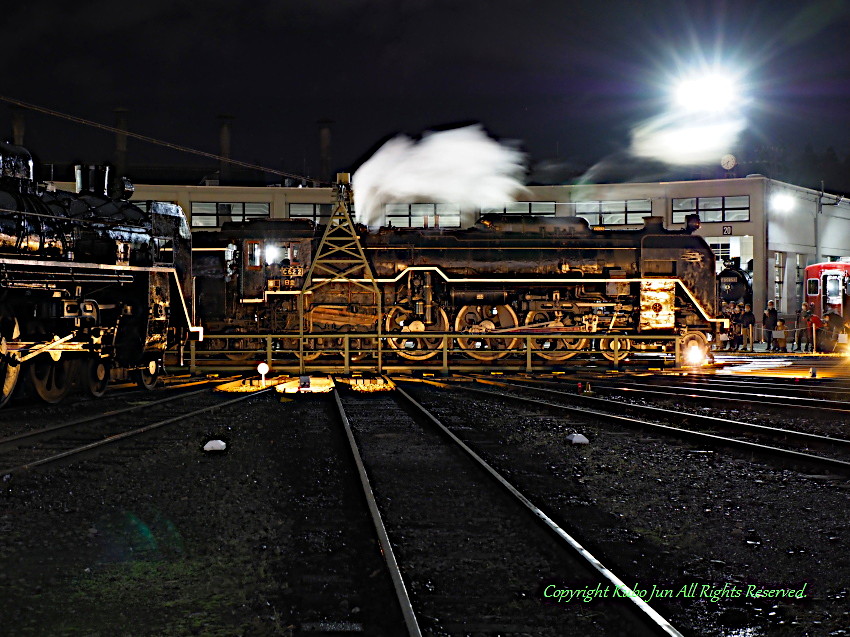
top-left (0, 94), bottom-right (332, 186)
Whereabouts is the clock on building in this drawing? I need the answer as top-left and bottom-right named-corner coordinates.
top-left (721, 154), bottom-right (737, 170)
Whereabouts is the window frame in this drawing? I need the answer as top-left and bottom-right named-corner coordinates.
top-left (672, 196), bottom-right (750, 224)
top-left (190, 201), bottom-right (271, 227)
top-left (289, 203), bottom-right (331, 223)
top-left (806, 278), bottom-right (820, 296)
top-left (571, 199), bottom-right (653, 226)
top-left (384, 203), bottom-right (462, 228)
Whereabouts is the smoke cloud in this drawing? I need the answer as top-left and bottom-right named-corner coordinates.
top-left (352, 125), bottom-right (526, 228)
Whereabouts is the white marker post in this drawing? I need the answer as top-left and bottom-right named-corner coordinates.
top-left (257, 362), bottom-right (270, 387)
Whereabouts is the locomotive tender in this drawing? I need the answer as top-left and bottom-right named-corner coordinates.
top-left (193, 178), bottom-right (721, 365)
top-left (0, 142), bottom-right (199, 406)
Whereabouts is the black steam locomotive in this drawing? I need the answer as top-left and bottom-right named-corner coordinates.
top-left (193, 180), bottom-right (721, 364)
top-left (717, 258), bottom-right (753, 305)
top-left (0, 142), bottom-right (199, 406)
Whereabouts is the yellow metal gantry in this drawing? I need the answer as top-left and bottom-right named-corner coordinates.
top-left (298, 173), bottom-right (381, 372)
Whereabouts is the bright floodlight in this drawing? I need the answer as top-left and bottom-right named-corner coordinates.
top-left (674, 72), bottom-right (739, 113)
top-left (771, 193), bottom-right (795, 213)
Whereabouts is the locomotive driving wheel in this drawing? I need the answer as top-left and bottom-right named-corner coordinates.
top-left (454, 305), bottom-right (519, 361)
top-left (524, 311), bottom-right (588, 361)
top-left (0, 313), bottom-right (21, 408)
top-left (86, 358), bottom-right (110, 398)
top-left (599, 337), bottom-right (631, 362)
top-left (385, 306), bottom-right (449, 361)
top-left (132, 360), bottom-right (159, 391)
top-left (28, 356), bottom-right (74, 404)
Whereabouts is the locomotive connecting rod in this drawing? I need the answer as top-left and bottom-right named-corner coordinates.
top-left (10, 332), bottom-right (78, 364)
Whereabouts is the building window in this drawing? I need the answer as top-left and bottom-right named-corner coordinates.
top-left (709, 242), bottom-right (732, 263)
top-left (480, 202), bottom-right (557, 217)
top-left (672, 195), bottom-right (749, 223)
top-left (385, 203), bottom-right (461, 228)
top-left (572, 199), bottom-right (652, 226)
top-left (289, 203), bottom-right (332, 223)
top-left (191, 202), bottom-right (270, 227)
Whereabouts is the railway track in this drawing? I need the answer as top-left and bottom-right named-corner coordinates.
top-left (439, 376), bottom-right (850, 474)
top-left (334, 386), bottom-right (683, 636)
top-left (0, 385), bottom-right (268, 475)
top-left (640, 375), bottom-right (850, 403)
top-left (508, 372), bottom-right (850, 416)
top-left (0, 374), bottom-right (236, 425)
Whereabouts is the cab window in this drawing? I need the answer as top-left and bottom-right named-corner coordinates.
top-left (806, 278), bottom-right (819, 296)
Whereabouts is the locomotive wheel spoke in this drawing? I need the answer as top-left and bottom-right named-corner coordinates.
top-left (225, 336), bottom-right (254, 361)
top-left (524, 311), bottom-right (587, 360)
top-left (454, 304), bottom-right (519, 361)
top-left (0, 314), bottom-right (21, 408)
top-left (386, 306), bottom-right (449, 361)
top-left (600, 337), bottom-right (631, 361)
top-left (28, 356), bottom-right (74, 404)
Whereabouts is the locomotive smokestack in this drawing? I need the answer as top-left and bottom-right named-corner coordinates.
top-left (218, 114), bottom-right (234, 184)
top-left (113, 107), bottom-right (128, 179)
top-left (318, 118), bottom-right (333, 183)
top-left (75, 164), bottom-right (110, 196)
top-left (11, 106), bottom-right (24, 146)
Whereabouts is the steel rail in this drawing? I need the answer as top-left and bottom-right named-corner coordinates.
top-left (332, 389), bottom-right (422, 637)
top-left (470, 377), bottom-right (850, 450)
top-left (0, 389), bottom-right (271, 475)
top-left (412, 378), bottom-right (850, 474)
top-left (549, 376), bottom-right (850, 414)
top-left (646, 375), bottom-right (850, 397)
top-left (0, 387), bottom-right (213, 451)
top-left (392, 385), bottom-right (684, 637)
top-left (612, 380), bottom-right (850, 411)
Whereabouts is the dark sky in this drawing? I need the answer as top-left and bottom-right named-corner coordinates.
top-left (4, 0), bottom-right (850, 181)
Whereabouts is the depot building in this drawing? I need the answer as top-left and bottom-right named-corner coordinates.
top-left (66, 174), bottom-right (850, 318)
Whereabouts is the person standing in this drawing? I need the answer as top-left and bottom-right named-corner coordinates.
top-left (794, 302), bottom-right (810, 352)
top-left (807, 309), bottom-right (823, 352)
top-left (730, 304), bottom-right (743, 351)
top-left (763, 300), bottom-right (778, 351)
top-left (741, 304), bottom-right (756, 352)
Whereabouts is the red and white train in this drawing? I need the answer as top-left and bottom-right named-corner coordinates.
top-left (804, 258), bottom-right (850, 317)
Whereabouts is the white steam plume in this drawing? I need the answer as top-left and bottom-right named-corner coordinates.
top-left (352, 125), bottom-right (526, 228)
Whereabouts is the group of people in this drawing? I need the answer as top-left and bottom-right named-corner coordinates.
top-left (715, 300), bottom-right (844, 352)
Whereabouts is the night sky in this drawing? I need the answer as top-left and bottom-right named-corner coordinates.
top-left (4, 0), bottom-right (850, 182)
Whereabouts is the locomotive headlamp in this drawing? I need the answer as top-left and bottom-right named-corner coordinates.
top-left (684, 344), bottom-right (706, 367)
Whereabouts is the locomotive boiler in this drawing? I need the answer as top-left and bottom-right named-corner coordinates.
top-left (193, 178), bottom-right (721, 365)
top-left (0, 142), bottom-right (200, 406)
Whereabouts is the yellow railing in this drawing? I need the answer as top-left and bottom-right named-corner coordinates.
top-left (184, 332), bottom-right (691, 374)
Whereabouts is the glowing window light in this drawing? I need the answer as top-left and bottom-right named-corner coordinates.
top-left (265, 245), bottom-right (281, 264)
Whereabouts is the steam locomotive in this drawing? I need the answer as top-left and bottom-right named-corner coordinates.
top-left (717, 258), bottom-right (753, 305)
top-left (0, 142), bottom-right (199, 407)
top-left (192, 179), bottom-right (721, 364)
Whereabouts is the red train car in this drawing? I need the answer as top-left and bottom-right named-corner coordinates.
top-left (804, 258), bottom-right (850, 317)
